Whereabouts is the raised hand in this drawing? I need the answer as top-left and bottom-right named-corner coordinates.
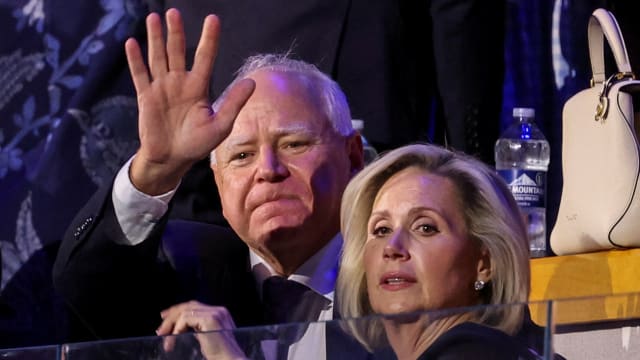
top-left (125, 9), bottom-right (255, 195)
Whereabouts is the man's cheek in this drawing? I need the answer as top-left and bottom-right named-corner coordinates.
top-left (308, 172), bottom-right (337, 198)
top-left (220, 187), bottom-right (249, 221)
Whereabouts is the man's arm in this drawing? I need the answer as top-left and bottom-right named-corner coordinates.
top-left (53, 177), bottom-right (260, 340)
top-left (112, 156), bottom-right (177, 245)
top-left (53, 8), bottom-right (255, 340)
top-left (53, 179), bottom-right (178, 339)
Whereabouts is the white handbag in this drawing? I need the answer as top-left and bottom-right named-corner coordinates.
top-left (550, 8), bottom-right (640, 255)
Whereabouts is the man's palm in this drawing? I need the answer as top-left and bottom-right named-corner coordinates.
top-left (124, 9), bottom-right (254, 194)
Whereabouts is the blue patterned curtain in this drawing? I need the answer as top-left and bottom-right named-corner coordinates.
top-left (0, 0), bottom-right (146, 346)
top-left (0, 0), bottom-right (634, 347)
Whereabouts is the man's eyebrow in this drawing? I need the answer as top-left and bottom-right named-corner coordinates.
top-left (271, 124), bottom-right (315, 136)
top-left (213, 136), bottom-right (245, 158)
top-left (224, 125), bottom-right (316, 150)
top-left (224, 136), bottom-right (254, 149)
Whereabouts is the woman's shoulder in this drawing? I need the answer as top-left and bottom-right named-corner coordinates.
top-left (418, 322), bottom-right (541, 360)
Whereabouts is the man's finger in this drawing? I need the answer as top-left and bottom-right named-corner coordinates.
top-left (158, 313), bottom-right (178, 353)
top-left (162, 334), bottom-right (177, 353)
top-left (146, 12), bottom-right (168, 78)
top-left (165, 8), bottom-right (186, 71)
top-left (156, 317), bottom-right (174, 336)
top-left (125, 38), bottom-right (150, 93)
top-left (172, 312), bottom-right (191, 334)
top-left (208, 78), bottom-right (256, 145)
top-left (161, 311), bottom-right (191, 352)
top-left (192, 14), bottom-right (220, 81)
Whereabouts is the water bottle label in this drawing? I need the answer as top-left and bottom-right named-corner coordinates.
top-left (497, 169), bottom-right (546, 208)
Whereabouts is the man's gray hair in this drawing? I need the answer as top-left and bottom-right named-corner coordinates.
top-left (210, 53), bottom-right (353, 164)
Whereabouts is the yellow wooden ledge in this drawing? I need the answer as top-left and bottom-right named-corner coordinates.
top-left (528, 248), bottom-right (640, 325)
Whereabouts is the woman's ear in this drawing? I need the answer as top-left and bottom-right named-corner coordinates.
top-left (476, 246), bottom-right (492, 282)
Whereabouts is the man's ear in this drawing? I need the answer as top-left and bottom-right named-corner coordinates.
top-left (210, 163), bottom-right (230, 221)
top-left (346, 132), bottom-right (365, 175)
top-left (476, 245), bottom-right (492, 283)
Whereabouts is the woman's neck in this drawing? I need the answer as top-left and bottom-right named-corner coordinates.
top-left (383, 312), bottom-right (472, 360)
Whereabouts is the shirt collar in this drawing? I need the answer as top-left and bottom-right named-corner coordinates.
top-left (250, 233), bottom-right (342, 301)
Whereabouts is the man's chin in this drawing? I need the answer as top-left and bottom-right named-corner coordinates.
top-left (253, 218), bottom-right (329, 257)
top-left (252, 224), bottom-right (334, 271)
top-left (253, 222), bottom-right (305, 244)
top-left (251, 209), bottom-right (307, 233)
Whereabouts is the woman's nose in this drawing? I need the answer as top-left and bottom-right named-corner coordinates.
top-left (255, 148), bottom-right (289, 182)
top-left (382, 230), bottom-right (410, 261)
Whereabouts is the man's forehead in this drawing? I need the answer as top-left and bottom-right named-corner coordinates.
top-left (223, 123), bottom-right (319, 148)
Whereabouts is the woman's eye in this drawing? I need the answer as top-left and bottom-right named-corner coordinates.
top-left (418, 224), bottom-right (439, 234)
top-left (372, 226), bottom-right (391, 236)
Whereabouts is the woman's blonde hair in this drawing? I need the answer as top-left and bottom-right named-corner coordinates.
top-left (336, 143), bottom-right (530, 350)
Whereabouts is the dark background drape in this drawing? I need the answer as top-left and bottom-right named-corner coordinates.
top-left (0, 0), bottom-right (638, 347)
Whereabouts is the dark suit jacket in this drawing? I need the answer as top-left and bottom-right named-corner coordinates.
top-left (53, 182), bottom-right (261, 341)
top-left (53, 183), bottom-right (375, 358)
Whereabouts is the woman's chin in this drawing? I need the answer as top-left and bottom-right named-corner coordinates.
top-left (376, 302), bottom-right (425, 318)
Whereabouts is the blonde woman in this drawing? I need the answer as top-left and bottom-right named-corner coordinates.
top-left (337, 143), bottom-right (536, 359)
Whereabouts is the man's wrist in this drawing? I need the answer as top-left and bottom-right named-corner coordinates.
top-left (112, 155), bottom-right (178, 245)
top-left (129, 154), bottom-right (186, 196)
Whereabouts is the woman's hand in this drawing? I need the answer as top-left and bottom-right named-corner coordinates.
top-left (157, 300), bottom-right (247, 360)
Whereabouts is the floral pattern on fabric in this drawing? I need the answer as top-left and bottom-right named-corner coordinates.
top-left (0, 0), bottom-right (146, 347)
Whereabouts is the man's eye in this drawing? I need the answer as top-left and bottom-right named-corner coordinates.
top-left (285, 141), bottom-right (308, 149)
top-left (231, 152), bottom-right (251, 161)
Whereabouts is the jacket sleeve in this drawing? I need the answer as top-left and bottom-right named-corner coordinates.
top-left (52, 181), bottom-right (178, 340)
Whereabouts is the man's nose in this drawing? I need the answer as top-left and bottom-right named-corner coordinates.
top-left (382, 230), bottom-right (410, 261)
top-left (256, 148), bottom-right (289, 182)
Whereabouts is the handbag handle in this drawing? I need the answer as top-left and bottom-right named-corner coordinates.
top-left (588, 8), bottom-right (632, 85)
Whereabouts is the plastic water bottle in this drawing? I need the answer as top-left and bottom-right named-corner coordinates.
top-left (495, 108), bottom-right (550, 258)
top-left (351, 119), bottom-right (378, 164)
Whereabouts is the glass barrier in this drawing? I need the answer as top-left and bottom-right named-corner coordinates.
top-left (551, 292), bottom-right (640, 360)
top-left (2, 295), bottom-right (640, 359)
top-left (0, 344), bottom-right (60, 359)
top-left (60, 302), bottom-right (550, 360)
